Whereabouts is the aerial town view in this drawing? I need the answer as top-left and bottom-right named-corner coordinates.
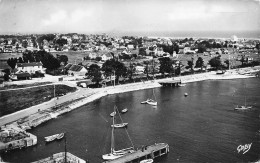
top-left (0, 0), bottom-right (260, 163)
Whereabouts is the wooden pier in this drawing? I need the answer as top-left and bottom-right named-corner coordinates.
top-left (158, 79), bottom-right (182, 87)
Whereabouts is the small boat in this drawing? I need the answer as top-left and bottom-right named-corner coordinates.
top-left (140, 159), bottom-right (154, 163)
top-left (234, 105), bottom-right (252, 110)
top-left (111, 123), bottom-right (128, 128)
top-left (110, 111), bottom-right (116, 117)
top-left (178, 83), bottom-right (186, 87)
top-left (216, 70), bottom-right (226, 74)
top-left (121, 108), bottom-right (128, 113)
top-left (146, 99), bottom-right (157, 106)
top-left (141, 99), bottom-right (150, 104)
top-left (45, 134), bottom-right (59, 142)
top-left (184, 93), bottom-right (188, 97)
top-left (234, 83), bottom-right (252, 111)
top-left (56, 133), bottom-right (65, 140)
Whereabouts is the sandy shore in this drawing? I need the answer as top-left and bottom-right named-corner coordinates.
top-left (0, 66), bottom-right (259, 127)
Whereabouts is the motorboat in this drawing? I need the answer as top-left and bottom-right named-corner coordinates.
top-left (111, 123), bottom-right (128, 128)
top-left (110, 111), bottom-right (116, 117)
top-left (140, 159), bottom-right (154, 163)
top-left (121, 108), bottom-right (128, 113)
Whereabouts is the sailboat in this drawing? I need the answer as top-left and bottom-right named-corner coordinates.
top-left (146, 89), bottom-right (157, 106)
top-left (102, 106), bottom-right (135, 160)
top-left (234, 83), bottom-right (252, 110)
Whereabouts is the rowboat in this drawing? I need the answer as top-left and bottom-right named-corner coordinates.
top-left (56, 133), bottom-right (65, 140)
top-left (140, 159), bottom-right (154, 163)
top-left (110, 111), bottom-right (116, 117)
top-left (45, 134), bottom-right (59, 142)
top-left (121, 108), bottom-right (128, 113)
top-left (111, 123), bottom-right (128, 128)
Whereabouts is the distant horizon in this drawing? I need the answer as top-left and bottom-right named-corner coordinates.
top-left (1, 30), bottom-right (260, 40)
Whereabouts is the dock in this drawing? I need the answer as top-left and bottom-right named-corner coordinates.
top-left (31, 152), bottom-right (86, 163)
top-left (104, 143), bottom-right (169, 163)
top-left (158, 79), bottom-right (181, 87)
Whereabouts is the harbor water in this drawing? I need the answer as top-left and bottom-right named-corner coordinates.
top-left (1, 78), bottom-right (260, 162)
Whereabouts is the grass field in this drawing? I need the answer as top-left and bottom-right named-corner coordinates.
top-left (0, 84), bottom-right (76, 117)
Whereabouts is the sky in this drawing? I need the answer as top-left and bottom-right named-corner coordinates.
top-left (0, 0), bottom-right (259, 37)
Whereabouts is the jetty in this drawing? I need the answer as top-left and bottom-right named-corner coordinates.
top-left (103, 143), bottom-right (169, 163)
top-left (31, 152), bottom-right (86, 163)
top-left (158, 79), bottom-right (181, 87)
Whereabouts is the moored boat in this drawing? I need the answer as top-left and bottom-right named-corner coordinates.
top-left (121, 108), bottom-right (128, 113)
top-left (234, 105), bottom-right (252, 110)
top-left (146, 99), bottom-right (157, 106)
top-left (140, 159), bottom-right (154, 163)
top-left (141, 99), bottom-right (150, 104)
top-left (111, 123), bottom-right (128, 128)
top-left (110, 111), bottom-right (116, 117)
top-left (56, 133), bottom-right (65, 140)
top-left (45, 134), bottom-right (59, 142)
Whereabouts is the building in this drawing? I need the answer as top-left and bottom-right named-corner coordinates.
top-left (0, 124), bottom-right (37, 152)
top-left (101, 53), bottom-right (113, 61)
top-left (15, 62), bottom-right (46, 74)
top-left (65, 63), bottom-right (88, 76)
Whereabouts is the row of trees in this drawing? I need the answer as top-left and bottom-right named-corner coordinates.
top-left (6, 50), bottom-right (68, 71)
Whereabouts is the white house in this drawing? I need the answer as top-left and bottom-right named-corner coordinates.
top-left (16, 62), bottom-right (46, 74)
top-left (101, 53), bottom-right (113, 61)
top-left (65, 63), bottom-right (88, 76)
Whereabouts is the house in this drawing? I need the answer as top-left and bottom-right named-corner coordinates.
top-left (88, 53), bottom-right (98, 59)
top-left (65, 63), bottom-right (88, 76)
top-left (101, 53), bottom-right (113, 61)
top-left (184, 47), bottom-right (196, 54)
top-left (15, 62), bottom-right (46, 74)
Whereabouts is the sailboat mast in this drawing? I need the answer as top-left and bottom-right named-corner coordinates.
top-left (111, 106), bottom-right (115, 153)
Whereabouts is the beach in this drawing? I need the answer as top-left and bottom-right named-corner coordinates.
top-left (0, 66), bottom-right (259, 127)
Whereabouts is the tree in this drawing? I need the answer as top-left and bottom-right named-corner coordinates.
top-left (240, 55), bottom-right (246, 67)
top-left (22, 40), bottom-right (28, 48)
top-left (224, 59), bottom-right (230, 69)
top-left (143, 60), bottom-right (150, 78)
top-left (22, 50), bottom-right (35, 63)
top-left (35, 50), bottom-right (60, 70)
top-left (139, 48), bottom-right (146, 56)
top-left (158, 57), bottom-right (173, 77)
top-left (208, 56), bottom-right (222, 70)
top-left (186, 57), bottom-right (194, 72)
top-left (102, 59), bottom-right (127, 83)
top-left (7, 58), bottom-right (17, 69)
top-left (88, 64), bottom-right (102, 85)
top-left (127, 62), bottom-right (136, 81)
top-left (57, 54), bottom-right (68, 65)
top-left (195, 57), bottom-right (204, 71)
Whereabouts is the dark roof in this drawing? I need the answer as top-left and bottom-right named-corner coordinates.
top-left (17, 62), bottom-right (43, 67)
top-left (15, 73), bottom-right (31, 78)
top-left (64, 63), bottom-right (73, 69)
top-left (70, 65), bottom-right (83, 71)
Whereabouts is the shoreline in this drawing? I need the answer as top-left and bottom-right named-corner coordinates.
top-left (0, 66), bottom-right (259, 127)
